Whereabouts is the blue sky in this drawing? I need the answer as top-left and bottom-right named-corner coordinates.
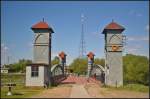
top-left (1, 1), bottom-right (149, 65)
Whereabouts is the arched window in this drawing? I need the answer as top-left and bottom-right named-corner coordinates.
top-left (109, 34), bottom-right (121, 44)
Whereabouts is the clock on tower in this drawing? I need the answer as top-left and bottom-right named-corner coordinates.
top-left (102, 20), bottom-right (125, 87)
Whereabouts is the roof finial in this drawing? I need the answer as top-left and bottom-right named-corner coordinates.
top-left (43, 18), bottom-right (44, 22)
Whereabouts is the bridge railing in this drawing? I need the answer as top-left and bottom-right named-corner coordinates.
top-left (51, 64), bottom-right (66, 85)
top-left (90, 64), bottom-right (105, 83)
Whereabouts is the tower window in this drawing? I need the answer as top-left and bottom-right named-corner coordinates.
top-left (31, 66), bottom-right (39, 77)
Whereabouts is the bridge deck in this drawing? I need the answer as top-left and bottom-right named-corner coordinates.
top-left (60, 75), bottom-right (101, 85)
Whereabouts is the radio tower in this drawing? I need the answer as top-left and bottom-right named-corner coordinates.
top-left (79, 14), bottom-right (86, 58)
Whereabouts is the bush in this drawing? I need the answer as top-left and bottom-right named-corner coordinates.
top-left (123, 54), bottom-right (149, 85)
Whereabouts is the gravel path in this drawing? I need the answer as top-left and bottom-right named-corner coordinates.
top-left (30, 75), bottom-right (149, 98)
top-left (70, 84), bottom-right (92, 98)
top-left (31, 85), bottom-right (72, 98)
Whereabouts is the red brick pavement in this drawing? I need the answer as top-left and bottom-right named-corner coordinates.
top-left (61, 75), bottom-right (101, 85)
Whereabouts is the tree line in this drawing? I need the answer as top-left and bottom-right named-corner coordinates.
top-left (123, 54), bottom-right (149, 85)
top-left (69, 54), bottom-right (149, 85)
top-left (4, 59), bottom-right (32, 73)
top-left (4, 56), bottom-right (60, 73)
top-left (4, 54), bottom-right (149, 85)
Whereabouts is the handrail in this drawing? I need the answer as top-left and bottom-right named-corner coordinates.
top-left (51, 64), bottom-right (61, 71)
top-left (93, 64), bottom-right (105, 72)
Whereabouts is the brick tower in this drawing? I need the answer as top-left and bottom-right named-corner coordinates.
top-left (26, 20), bottom-right (54, 87)
top-left (102, 20), bottom-right (125, 87)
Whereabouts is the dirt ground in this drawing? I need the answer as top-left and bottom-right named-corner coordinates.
top-left (70, 84), bottom-right (91, 98)
top-left (85, 83), bottom-right (149, 98)
top-left (31, 83), bottom-right (149, 98)
top-left (30, 75), bottom-right (149, 98)
top-left (31, 84), bottom-right (72, 98)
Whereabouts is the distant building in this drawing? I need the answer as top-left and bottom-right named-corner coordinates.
top-left (1, 67), bottom-right (9, 73)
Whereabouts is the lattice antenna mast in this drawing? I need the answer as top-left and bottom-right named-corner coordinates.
top-left (79, 14), bottom-right (86, 58)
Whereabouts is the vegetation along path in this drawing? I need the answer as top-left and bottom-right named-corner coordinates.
top-left (85, 83), bottom-right (149, 98)
top-left (31, 84), bottom-right (72, 98)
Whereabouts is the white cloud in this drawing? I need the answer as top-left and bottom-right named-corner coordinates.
top-left (4, 46), bottom-right (8, 50)
top-left (1, 43), bottom-right (9, 65)
top-left (1, 43), bottom-right (9, 51)
top-left (66, 55), bottom-right (75, 65)
top-left (126, 47), bottom-right (138, 53)
top-left (129, 10), bottom-right (134, 15)
top-left (1, 43), bottom-right (4, 47)
top-left (127, 36), bottom-right (149, 41)
top-left (91, 31), bottom-right (100, 35)
top-left (52, 52), bottom-right (59, 60)
top-left (129, 10), bottom-right (143, 17)
top-left (126, 36), bottom-right (149, 57)
top-left (27, 42), bottom-right (33, 47)
top-left (91, 31), bottom-right (104, 39)
top-left (136, 13), bottom-right (142, 17)
top-left (124, 43), bottom-right (149, 58)
top-left (146, 25), bottom-right (149, 32)
top-left (125, 47), bottom-right (149, 58)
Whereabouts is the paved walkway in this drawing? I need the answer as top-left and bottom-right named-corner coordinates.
top-left (61, 75), bottom-right (101, 85)
top-left (70, 84), bottom-right (92, 98)
top-left (31, 85), bottom-right (72, 98)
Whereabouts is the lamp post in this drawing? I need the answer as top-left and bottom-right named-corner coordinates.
top-left (59, 51), bottom-right (67, 75)
top-left (87, 52), bottom-right (95, 80)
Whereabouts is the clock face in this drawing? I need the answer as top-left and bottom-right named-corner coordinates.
top-left (111, 45), bottom-right (119, 51)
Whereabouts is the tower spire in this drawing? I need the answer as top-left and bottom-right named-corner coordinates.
top-left (43, 18), bottom-right (44, 22)
top-left (79, 13), bottom-right (86, 58)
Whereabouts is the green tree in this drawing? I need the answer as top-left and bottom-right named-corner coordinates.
top-left (69, 58), bottom-right (88, 75)
top-left (51, 56), bottom-right (60, 66)
top-left (94, 58), bottom-right (105, 67)
top-left (123, 54), bottom-right (149, 85)
top-left (69, 58), bottom-right (105, 75)
top-left (7, 59), bottom-right (32, 73)
top-left (69, 54), bottom-right (149, 86)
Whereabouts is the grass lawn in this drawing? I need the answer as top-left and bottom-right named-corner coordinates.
top-left (1, 85), bottom-right (45, 98)
top-left (102, 83), bottom-right (149, 93)
top-left (1, 73), bottom-right (46, 98)
top-left (1, 73), bottom-right (25, 84)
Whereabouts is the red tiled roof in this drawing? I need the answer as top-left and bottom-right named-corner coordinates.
top-left (102, 21), bottom-right (125, 33)
top-left (87, 52), bottom-right (95, 58)
top-left (59, 51), bottom-right (67, 59)
top-left (105, 22), bottom-right (124, 30)
top-left (31, 21), bottom-right (54, 32)
top-left (32, 22), bottom-right (50, 29)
